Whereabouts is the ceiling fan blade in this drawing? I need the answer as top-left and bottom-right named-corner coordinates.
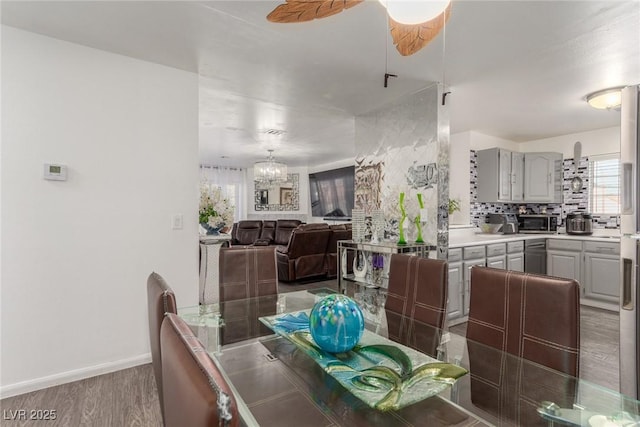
top-left (267, 0), bottom-right (363, 23)
top-left (389, 3), bottom-right (451, 56)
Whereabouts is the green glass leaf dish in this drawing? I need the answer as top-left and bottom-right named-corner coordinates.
top-left (260, 311), bottom-right (469, 411)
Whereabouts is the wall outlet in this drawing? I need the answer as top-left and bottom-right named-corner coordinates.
top-left (171, 214), bottom-right (183, 230)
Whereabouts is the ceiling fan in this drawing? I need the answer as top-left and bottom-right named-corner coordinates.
top-left (267, 0), bottom-right (452, 56)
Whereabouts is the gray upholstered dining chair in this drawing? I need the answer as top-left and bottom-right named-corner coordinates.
top-left (384, 254), bottom-right (448, 357)
top-left (146, 272), bottom-right (177, 422)
top-left (161, 313), bottom-right (239, 427)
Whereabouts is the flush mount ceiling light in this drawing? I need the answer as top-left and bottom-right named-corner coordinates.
top-left (586, 86), bottom-right (625, 110)
top-left (254, 150), bottom-right (288, 185)
top-left (267, 0), bottom-right (451, 56)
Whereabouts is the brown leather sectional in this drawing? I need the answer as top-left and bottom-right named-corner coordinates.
top-left (229, 220), bottom-right (352, 282)
top-left (230, 219), bottom-right (302, 246)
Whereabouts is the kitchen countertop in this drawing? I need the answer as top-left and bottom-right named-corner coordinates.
top-left (448, 227), bottom-right (620, 248)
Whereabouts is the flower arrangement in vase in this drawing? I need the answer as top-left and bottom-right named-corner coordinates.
top-left (199, 182), bottom-right (234, 235)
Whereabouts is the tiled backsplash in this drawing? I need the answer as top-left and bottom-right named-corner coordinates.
top-left (469, 150), bottom-right (619, 229)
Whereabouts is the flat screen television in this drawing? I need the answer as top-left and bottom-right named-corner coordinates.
top-left (309, 166), bottom-right (355, 218)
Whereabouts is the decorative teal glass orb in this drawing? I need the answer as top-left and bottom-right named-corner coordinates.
top-left (309, 294), bottom-right (364, 353)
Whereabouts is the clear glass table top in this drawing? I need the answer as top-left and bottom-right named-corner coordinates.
top-left (178, 288), bottom-right (640, 427)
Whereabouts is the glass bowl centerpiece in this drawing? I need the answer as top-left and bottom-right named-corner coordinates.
top-left (309, 294), bottom-right (365, 353)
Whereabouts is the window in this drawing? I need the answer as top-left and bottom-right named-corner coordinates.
top-left (589, 154), bottom-right (620, 215)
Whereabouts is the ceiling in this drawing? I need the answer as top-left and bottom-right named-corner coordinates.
top-left (2, 1), bottom-right (639, 168)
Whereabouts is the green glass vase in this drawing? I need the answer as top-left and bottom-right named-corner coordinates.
top-left (415, 193), bottom-right (424, 243)
top-left (398, 192), bottom-right (407, 245)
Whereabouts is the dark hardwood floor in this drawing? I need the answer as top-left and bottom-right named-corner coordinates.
top-left (1, 283), bottom-right (620, 426)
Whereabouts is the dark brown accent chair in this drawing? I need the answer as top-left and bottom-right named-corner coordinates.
top-left (230, 220), bottom-right (263, 246)
top-left (325, 224), bottom-right (352, 278)
top-left (160, 313), bottom-right (239, 427)
top-left (276, 223), bottom-right (332, 282)
top-left (465, 266), bottom-right (580, 425)
top-left (219, 246), bottom-right (278, 301)
top-left (146, 272), bottom-right (177, 422)
top-left (384, 254), bottom-right (448, 358)
top-left (273, 219), bottom-right (302, 246)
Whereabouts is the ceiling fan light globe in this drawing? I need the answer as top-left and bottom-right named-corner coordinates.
top-left (385, 0), bottom-right (450, 25)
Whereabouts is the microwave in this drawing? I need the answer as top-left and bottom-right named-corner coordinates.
top-left (517, 214), bottom-right (558, 234)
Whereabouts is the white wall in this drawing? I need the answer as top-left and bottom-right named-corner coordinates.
top-left (518, 126), bottom-right (620, 157)
top-left (1, 27), bottom-right (199, 397)
top-left (449, 132), bottom-right (471, 224)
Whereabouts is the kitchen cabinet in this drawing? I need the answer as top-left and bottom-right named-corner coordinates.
top-left (486, 243), bottom-right (506, 269)
top-left (506, 240), bottom-right (525, 272)
top-left (511, 152), bottom-right (525, 202)
top-left (583, 241), bottom-right (620, 303)
top-left (477, 148), bottom-right (556, 203)
top-left (507, 253), bottom-right (524, 272)
top-left (462, 245), bottom-right (487, 316)
top-left (477, 148), bottom-right (523, 203)
top-left (524, 152), bottom-right (563, 203)
top-left (447, 258), bottom-right (464, 320)
top-left (547, 239), bottom-right (583, 283)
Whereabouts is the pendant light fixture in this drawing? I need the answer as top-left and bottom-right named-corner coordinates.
top-left (254, 150), bottom-right (288, 185)
top-left (586, 86), bottom-right (625, 110)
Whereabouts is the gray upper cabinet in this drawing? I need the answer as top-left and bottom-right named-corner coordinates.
top-left (511, 151), bottom-right (524, 202)
top-left (477, 148), bottom-right (510, 202)
top-left (523, 152), bottom-right (563, 203)
top-left (477, 148), bottom-right (541, 203)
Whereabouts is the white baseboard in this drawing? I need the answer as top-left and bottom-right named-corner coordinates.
top-left (0, 353), bottom-right (152, 399)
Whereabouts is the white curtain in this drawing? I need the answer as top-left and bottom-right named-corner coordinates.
top-left (200, 165), bottom-right (247, 222)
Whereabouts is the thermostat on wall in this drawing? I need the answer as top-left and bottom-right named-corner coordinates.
top-left (44, 163), bottom-right (67, 181)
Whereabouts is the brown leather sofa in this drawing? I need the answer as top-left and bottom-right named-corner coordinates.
top-left (230, 220), bottom-right (263, 245)
top-left (230, 219), bottom-right (301, 246)
top-left (276, 223), bottom-right (333, 281)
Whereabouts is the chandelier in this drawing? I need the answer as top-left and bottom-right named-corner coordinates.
top-left (254, 150), bottom-right (288, 185)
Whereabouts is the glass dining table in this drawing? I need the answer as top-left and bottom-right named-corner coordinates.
top-left (178, 287), bottom-right (640, 427)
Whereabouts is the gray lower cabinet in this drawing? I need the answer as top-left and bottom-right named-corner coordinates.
top-left (447, 261), bottom-right (463, 320)
top-left (547, 239), bottom-right (583, 284)
top-left (487, 255), bottom-right (506, 269)
top-left (583, 241), bottom-right (620, 303)
top-left (463, 258), bottom-right (486, 316)
top-left (507, 252), bottom-right (524, 272)
top-left (547, 249), bottom-right (582, 283)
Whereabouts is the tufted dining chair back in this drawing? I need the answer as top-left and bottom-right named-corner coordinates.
top-left (146, 272), bottom-right (177, 422)
top-left (467, 266), bottom-right (580, 375)
top-left (385, 254), bottom-right (448, 358)
top-left (161, 313), bottom-right (239, 427)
